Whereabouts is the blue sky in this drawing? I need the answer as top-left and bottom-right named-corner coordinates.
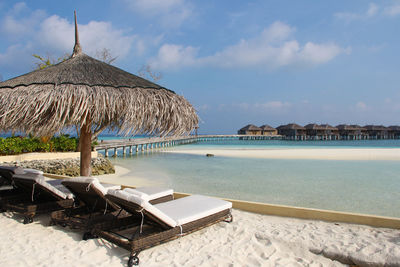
top-left (1, 1), bottom-right (400, 134)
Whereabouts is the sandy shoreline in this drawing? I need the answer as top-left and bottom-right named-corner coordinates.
top-left (164, 148), bottom-right (400, 161)
top-left (1, 209), bottom-right (399, 266)
top-left (97, 165), bottom-right (161, 187)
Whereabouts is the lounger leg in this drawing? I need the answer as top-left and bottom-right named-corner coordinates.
top-left (23, 216), bottom-right (33, 224)
top-left (128, 252), bottom-right (140, 266)
top-left (82, 231), bottom-right (97, 240)
top-left (224, 214), bottom-right (233, 223)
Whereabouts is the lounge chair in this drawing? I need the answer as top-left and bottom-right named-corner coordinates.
top-left (0, 167), bottom-right (45, 205)
top-left (50, 178), bottom-right (174, 239)
top-left (0, 166), bottom-right (24, 186)
top-left (1, 172), bottom-right (75, 224)
top-left (92, 190), bottom-right (232, 266)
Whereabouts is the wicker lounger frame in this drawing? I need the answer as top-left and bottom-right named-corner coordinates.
top-left (2, 177), bottom-right (75, 224)
top-left (51, 180), bottom-right (119, 232)
top-left (0, 167), bottom-right (18, 185)
top-left (3, 198), bottom-right (75, 224)
top-left (50, 182), bottom-right (174, 237)
top-left (92, 194), bottom-right (233, 266)
top-left (0, 168), bottom-right (24, 202)
top-left (0, 189), bottom-right (26, 207)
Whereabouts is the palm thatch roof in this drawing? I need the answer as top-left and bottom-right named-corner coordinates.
top-left (336, 124), bottom-right (363, 131)
top-left (0, 12), bottom-right (198, 176)
top-left (389, 126), bottom-right (400, 131)
top-left (319, 124), bottom-right (338, 130)
top-left (277, 123), bottom-right (305, 130)
top-left (364, 125), bottom-right (388, 131)
top-left (0, 17), bottom-right (197, 138)
top-left (259, 124), bottom-right (276, 131)
top-left (239, 124), bottom-right (262, 131)
top-left (305, 124), bottom-right (338, 130)
top-left (304, 123), bottom-right (321, 130)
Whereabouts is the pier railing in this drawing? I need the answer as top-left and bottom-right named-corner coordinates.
top-left (95, 134), bottom-right (281, 157)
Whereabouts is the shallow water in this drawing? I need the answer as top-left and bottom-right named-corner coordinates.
top-left (105, 139), bottom-right (400, 218)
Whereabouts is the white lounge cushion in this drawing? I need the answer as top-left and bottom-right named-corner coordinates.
top-left (23, 168), bottom-right (44, 175)
top-left (102, 183), bottom-right (121, 191)
top-left (0, 166), bottom-right (25, 175)
top-left (13, 173), bottom-right (73, 200)
top-left (107, 189), bottom-right (177, 227)
top-left (108, 190), bottom-right (231, 228)
top-left (46, 180), bottom-right (74, 199)
top-left (154, 195), bottom-right (232, 226)
top-left (123, 187), bottom-right (173, 201)
top-left (62, 177), bottom-right (121, 196)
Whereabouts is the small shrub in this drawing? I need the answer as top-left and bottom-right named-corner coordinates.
top-left (0, 135), bottom-right (78, 155)
top-left (52, 135), bottom-right (77, 152)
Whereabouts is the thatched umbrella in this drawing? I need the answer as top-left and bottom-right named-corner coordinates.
top-left (0, 12), bottom-right (198, 176)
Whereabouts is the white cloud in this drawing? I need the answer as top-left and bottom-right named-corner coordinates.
top-left (230, 101), bottom-right (291, 114)
top-left (151, 21), bottom-right (347, 70)
top-left (299, 42), bottom-right (349, 65)
top-left (0, 5), bottom-right (141, 74)
top-left (335, 3), bottom-right (379, 21)
top-left (150, 44), bottom-right (199, 69)
top-left (126, 0), bottom-right (184, 14)
top-left (0, 43), bottom-right (34, 73)
top-left (11, 2), bottom-right (28, 14)
top-left (255, 101), bottom-right (291, 111)
top-left (36, 15), bottom-right (136, 58)
top-left (196, 104), bottom-right (210, 111)
top-left (123, 0), bottom-right (192, 28)
top-left (367, 3), bottom-right (379, 17)
top-left (336, 2), bottom-right (400, 21)
top-left (355, 101), bottom-right (368, 111)
top-left (1, 5), bottom-right (45, 40)
top-left (383, 3), bottom-right (400, 16)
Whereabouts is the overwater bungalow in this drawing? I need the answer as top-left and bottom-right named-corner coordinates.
top-left (259, 125), bottom-right (278, 136)
top-left (305, 124), bottom-right (339, 140)
top-left (351, 124), bottom-right (368, 139)
top-left (364, 125), bottom-right (388, 139)
top-left (336, 124), bottom-right (368, 140)
top-left (277, 123), bottom-right (306, 140)
top-left (237, 124), bottom-right (262, 135)
top-left (388, 126), bottom-right (400, 139)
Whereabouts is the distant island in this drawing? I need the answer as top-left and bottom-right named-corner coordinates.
top-left (238, 123), bottom-right (400, 140)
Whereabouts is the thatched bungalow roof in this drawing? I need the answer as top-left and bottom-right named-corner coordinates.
top-left (304, 123), bottom-right (323, 130)
top-left (336, 124), bottom-right (362, 131)
top-left (239, 124), bottom-right (262, 131)
top-left (364, 125), bottom-right (388, 131)
top-left (277, 123), bottom-right (305, 130)
top-left (319, 124), bottom-right (338, 130)
top-left (259, 124), bottom-right (276, 131)
top-left (389, 126), bottom-right (400, 131)
top-left (305, 124), bottom-right (338, 130)
top-left (350, 124), bottom-right (366, 130)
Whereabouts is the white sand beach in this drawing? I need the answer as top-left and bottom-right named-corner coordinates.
top-left (97, 165), bottom-right (162, 187)
top-left (1, 209), bottom-right (400, 266)
top-left (165, 148), bottom-right (400, 161)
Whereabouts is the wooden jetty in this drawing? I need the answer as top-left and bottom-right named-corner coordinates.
top-left (95, 135), bottom-right (281, 157)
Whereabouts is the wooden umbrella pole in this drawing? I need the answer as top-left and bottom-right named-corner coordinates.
top-left (80, 119), bottom-right (92, 176)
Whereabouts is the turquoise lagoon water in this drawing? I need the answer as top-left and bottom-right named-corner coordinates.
top-left (105, 139), bottom-right (400, 218)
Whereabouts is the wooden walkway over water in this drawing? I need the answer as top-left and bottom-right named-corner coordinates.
top-left (95, 135), bottom-right (281, 157)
